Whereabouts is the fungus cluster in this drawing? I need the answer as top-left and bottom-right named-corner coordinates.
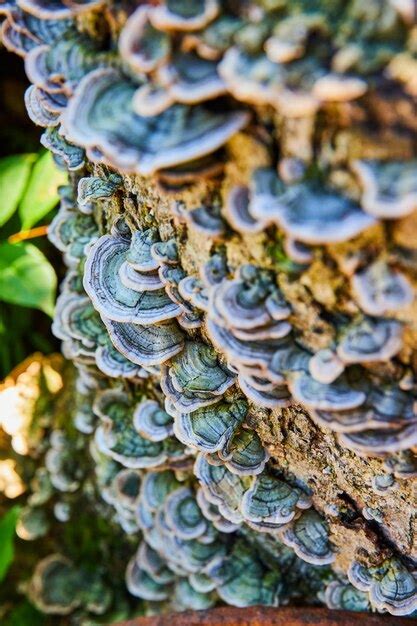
top-left (2, 0), bottom-right (417, 619)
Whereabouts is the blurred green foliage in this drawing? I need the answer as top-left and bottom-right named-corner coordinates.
top-left (19, 152), bottom-right (67, 230)
top-left (0, 151), bottom-right (66, 379)
top-left (0, 506), bottom-right (20, 583)
top-left (0, 154), bottom-right (36, 227)
top-left (3, 601), bottom-right (45, 626)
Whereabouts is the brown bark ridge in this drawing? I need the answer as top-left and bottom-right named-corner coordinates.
top-left (116, 607), bottom-right (417, 626)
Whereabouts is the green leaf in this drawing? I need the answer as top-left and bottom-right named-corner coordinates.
top-left (3, 601), bottom-right (45, 626)
top-left (0, 154), bottom-right (36, 227)
top-left (0, 242), bottom-right (57, 316)
top-left (18, 151), bottom-right (67, 230)
top-left (0, 506), bottom-right (20, 583)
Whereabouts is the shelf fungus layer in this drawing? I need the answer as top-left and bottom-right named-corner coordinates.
top-left (4, 0), bottom-right (417, 619)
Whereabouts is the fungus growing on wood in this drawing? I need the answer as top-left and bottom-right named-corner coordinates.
top-left (62, 68), bottom-right (249, 175)
top-left (348, 558), bottom-right (417, 616)
top-left (325, 580), bottom-right (370, 612)
top-left (174, 399), bottom-right (247, 453)
top-left (3, 0), bottom-right (417, 618)
top-left (133, 400), bottom-right (174, 442)
top-left (161, 341), bottom-right (235, 414)
top-left (353, 160), bottom-right (417, 219)
top-left (241, 472), bottom-right (311, 530)
top-left (102, 317), bottom-right (184, 366)
top-left (84, 235), bottom-right (181, 324)
top-left (119, 6), bottom-right (170, 75)
top-left (279, 510), bottom-right (335, 566)
top-left (336, 317), bottom-right (403, 364)
top-left (149, 0), bottom-right (219, 32)
top-left (351, 260), bottom-right (413, 316)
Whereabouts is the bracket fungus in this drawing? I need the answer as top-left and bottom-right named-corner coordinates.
top-left (102, 317), bottom-right (184, 367)
top-left (4, 0), bottom-right (417, 618)
top-left (149, 0), bottom-right (219, 33)
top-left (353, 160), bottom-right (417, 219)
top-left (241, 472), bottom-right (311, 530)
top-left (93, 389), bottom-right (169, 468)
top-left (336, 317), bottom-right (403, 364)
top-left (133, 400), bottom-right (174, 442)
top-left (62, 68), bottom-right (249, 175)
top-left (351, 260), bottom-right (413, 316)
top-left (77, 173), bottom-right (122, 213)
top-left (161, 341), bottom-right (235, 414)
top-left (279, 510), bottom-right (335, 566)
top-left (17, 0), bottom-right (105, 20)
top-left (174, 399), bottom-right (247, 454)
top-left (348, 558), bottom-right (417, 616)
top-left (40, 126), bottom-right (85, 170)
top-left (84, 234), bottom-right (182, 325)
top-left (325, 580), bottom-right (370, 612)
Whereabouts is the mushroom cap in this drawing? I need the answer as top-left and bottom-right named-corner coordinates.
top-left (219, 47), bottom-right (285, 107)
top-left (207, 542), bottom-right (281, 607)
top-left (194, 453), bottom-right (245, 524)
top-left (337, 317), bottom-right (403, 364)
top-left (93, 389), bottom-right (167, 469)
top-left (24, 84), bottom-right (64, 126)
top-left (161, 341), bottom-right (235, 414)
top-left (218, 428), bottom-right (269, 476)
top-left (132, 81), bottom-right (175, 118)
top-left (126, 558), bottom-right (171, 600)
top-left (173, 578), bottom-right (216, 611)
top-left (119, 262), bottom-right (164, 292)
top-left (351, 260), bottom-right (413, 316)
top-left (289, 371), bottom-right (366, 411)
top-left (62, 68), bottom-right (249, 175)
top-left (224, 185), bottom-right (266, 234)
top-left (96, 340), bottom-right (148, 379)
top-left (133, 400), bottom-right (174, 442)
top-left (200, 252), bottom-right (228, 286)
top-left (241, 472), bottom-right (311, 529)
top-left (158, 51), bottom-right (226, 105)
top-left (84, 235), bottom-right (181, 324)
top-left (140, 469), bottom-right (181, 513)
top-left (308, 349), bottom-right (345, 384)
top-left (207, 319), bottom-right (288, 368)
top-left (28, 555), bottom-right (81, 615)
top-left (174, 399), bottom-right (247, 453)
top-left (325, 580), bottom-right (370, 612)
top-left (186, 203), bottom-right (225, 237)
top-left (128, 229), bottom-right (160, 271)
top-left (149, 0), bottom-right (219, 32)
top-left (77, 174), bottom-right (122, 211)
top-left (178, 276), bottom-right (209, 311)
top-left (279, 510), bottom-right (335, 565)
top-left (17, 0), bottom-right (105, 20)
top-left (119, 6), bottom-right (171, 75)
top-left (252, 182), bottom-right (376, 245)
top-left (238, 374), bottom-right (291, 409)
top-left (102, 317), bottom-right (184, 367)
top-left (25, 35), bottom-right (111, 97)
top-left (164, 487), bottom-right (207, 540)
top-left (41, 126), bottom-right (85, 171)
top-left (348, 558), bottom-right (417, 616)
top-left (312, 74), bottom-right (367, 102)
top-left (339, 422), bottom-right (417, 455)
top-left (352, 159), bottom-right (417, 219)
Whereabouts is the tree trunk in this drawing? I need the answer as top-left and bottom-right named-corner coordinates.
top-left (1, 0), bottom-right (417, 622)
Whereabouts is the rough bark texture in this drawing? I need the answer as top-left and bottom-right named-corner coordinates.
top-left (93, 108), bottom-right (417, 576)
top-left (118, 606), bottom-right (417, 626)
